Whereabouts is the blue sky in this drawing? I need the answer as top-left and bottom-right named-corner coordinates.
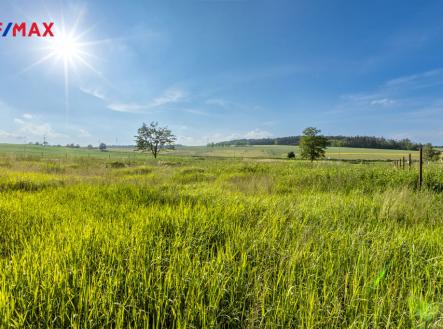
top-left (1, 0), bottom-right (443, 145)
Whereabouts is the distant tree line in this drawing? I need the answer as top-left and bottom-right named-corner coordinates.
top-left (66, 143), bottom-right (81, 148)
top-left (327, 136), bottom-right (419, 150)
top-left (211, 135), bottom-right (423, 150)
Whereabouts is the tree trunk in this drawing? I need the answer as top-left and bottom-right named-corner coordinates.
top-left (153, 144), bottom-right (158, 158)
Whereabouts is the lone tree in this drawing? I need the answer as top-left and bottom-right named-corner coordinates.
top-left (99, 143), bottom-right (107, 151)
top-left (135, 122), bottom-right (176, 158)
top-left (299, 127), bottom-right (328, 161)
top-left (423, 143), bottom-right (441, 161)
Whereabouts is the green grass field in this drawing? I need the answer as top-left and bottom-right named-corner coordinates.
top-left (1, 145), bottom-right (443, 327)
top-left (0, 143), bottom-right (423, 161)
top-left (171, 145), bottom-right (422, 161)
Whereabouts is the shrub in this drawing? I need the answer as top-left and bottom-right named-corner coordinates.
top-left (107, 161), bottom-right (126, 168)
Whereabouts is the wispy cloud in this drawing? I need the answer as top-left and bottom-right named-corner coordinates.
top-left (76, 128), bottom-right (91, 138)
top-left (150, 89), bottom-right (185, 107)
top-left (80, 87), bottom-right (107, 101)
top-left (107, 103), bottom-right (146, 113)
top-left (13, 115), bottom-right (67, 139)
top-left (0, 130), bottom-right (24, 140)
top-left (337, 68), bottom-right (443, 114)
top-left (244, 129), bottom-right (273, 139)
top-left (107, 88), bottom-right (187, 113)
top-left (184, 109), bottom-right (214, 117)
top-left (179, 128), bottom-right (273, 146)
top-left (19, 122), bottom-right (66, 139)
top-left (384, 68), bottom-right (443, 90)
top-left (79, 85), bottom-right (188, 114)
top-left (338, 93), bottom-right (398, 110)
top-left (370, 98), bottom-right (397, 106)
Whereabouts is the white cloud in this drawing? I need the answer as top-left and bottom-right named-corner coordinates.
top-left (244, 129), bottom-right (273, 139)
top-left (0, 130), bottom-right (24, 140)
top-left (13, 118), bottom-right (67, 139)
top-left (370, 98), bottom-right (396, 106)
top-left (107, 88), bottom-right (186, 113)
top-left (80, 87), bottom-right (107, 101)
top-left (385, 69), bottom-right (443, 89)
top-left (339, 68), bottom-right (443, 113)
top-left (20, 122), bottom-right (66, 138)
top-left (77, 128), bottom-right (91, 138)
top-left (107, 103), bottom-right (145, 113)
top-left (150, 88), bottom-right (185, 107)
top-left (339, 91), bottom-right (399, 112)
top-left (0, 122), bottom-right (66, 143)
top-left (178, 129), bottom-right (273, 146)
top-left (0, 101), bottom-right (68, 143)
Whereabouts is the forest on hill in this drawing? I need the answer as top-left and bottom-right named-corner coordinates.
top-left (211, 135), bottom-right (422, 150)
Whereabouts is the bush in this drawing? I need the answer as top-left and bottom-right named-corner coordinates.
top-left (107, 161), bottom-right (126, 169)
top-left (287, 151), bottom-right (295, 159)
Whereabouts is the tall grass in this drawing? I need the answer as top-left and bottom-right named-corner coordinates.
top-left (1, 158), bottom-right (443, 327)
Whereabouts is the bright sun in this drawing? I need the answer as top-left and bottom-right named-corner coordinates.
top-left (45, 26), bottom-right (94, 70)
top-left (22, 14), bottom-right (102, 118)
top-left (24, 20), bottom-right (96, 74)
top-left (51, 33), bottom-right (81, 62)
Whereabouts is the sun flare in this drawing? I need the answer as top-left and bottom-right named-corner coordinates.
top-left (50, 32), bottom-right (82, 62)
top-left (21, 14), bottom-right (103, 119)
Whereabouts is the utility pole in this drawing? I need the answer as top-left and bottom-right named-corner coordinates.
top-left (419, 147), bottom-right (423, 189)
top-left (43, 135), bottom-right (46, 158)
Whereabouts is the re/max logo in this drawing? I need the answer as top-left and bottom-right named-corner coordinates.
top-left (0, 22), bottom-right (54, 37)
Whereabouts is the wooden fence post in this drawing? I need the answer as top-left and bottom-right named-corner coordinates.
top-left (408, 153), bottom-right (412, 170)
top-left (419, 147), bottom-right (423, 189)
top-left (402, 157), bottom-right (405, 170)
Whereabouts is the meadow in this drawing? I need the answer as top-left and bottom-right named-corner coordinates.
top-left (0, 143), bottom-right (423, 161)
top-left (170, 145), bottom-right (421, 161)
top-left (1, 144), bottom-right (443, 328)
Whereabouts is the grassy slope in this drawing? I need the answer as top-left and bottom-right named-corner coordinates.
top-left (1, 155), bottom-right (443, 327)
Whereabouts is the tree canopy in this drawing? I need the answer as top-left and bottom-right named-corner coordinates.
top-left (423, 143), bottom-right (441, 161)
top-left (299, 127), bottom-right (329, 161)
top-left (135, 122), bottom-right (176, 158)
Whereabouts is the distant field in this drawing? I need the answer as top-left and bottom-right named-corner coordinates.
top-left (0, 143), bottom-right (422, 161)
top-left (172, 145), bottom-right (421, 161)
